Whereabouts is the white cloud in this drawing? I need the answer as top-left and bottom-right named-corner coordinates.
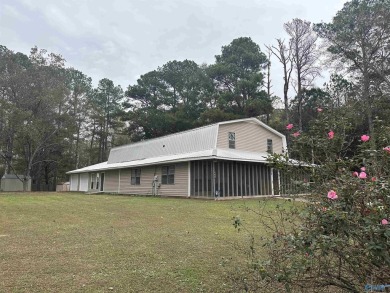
top-left (2, 4), bottom-right (29, 21)
top-left (2, 0), bottom-right (347, 96)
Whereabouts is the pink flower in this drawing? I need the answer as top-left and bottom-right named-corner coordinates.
top-left (383, 146), bottom-right (390, 154)
top-left (352, 171), bottom-right (358, 177)
top-left (371, 177), bottom-right (377, 182)
top-left (359, 172), bottom-right (367, 179)
top-left (327, 190), bottom-right (338, 200)
top-left (286, 123), bottom-right (294, 130)
top-left (322, 207), bottom-right (327, 212)
top-left (292, 131), bottom-right (300, 137)
top-left (381, 219), bottom-right (388, 225)
top-left (328, 131), bottom-right (334, 139)
top-left (360, 167), bottom-right (366, 171)
top-left (361, 135), bottom-right (370, 142)
top-left (317, 108), bottom-right (323, 112)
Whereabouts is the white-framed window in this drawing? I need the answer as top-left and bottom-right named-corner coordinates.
top-left (162, 165), bottom-right (175, 184)
top-left (228, 132), bottom-right (235, 149)
top-left (267, 139), bottom-right (273, 153)
top-left (131, 168), bottom-right (141, 185)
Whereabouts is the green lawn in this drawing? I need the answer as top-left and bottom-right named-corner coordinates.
top-left (0, 193), bottom-right (295, 292)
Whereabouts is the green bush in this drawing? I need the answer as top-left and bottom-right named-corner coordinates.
top-left (234, 113), bottom-right (390, 292)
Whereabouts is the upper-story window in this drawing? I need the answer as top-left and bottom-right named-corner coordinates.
top-left (131, 168), bottom-right (141, 185)
top-left (228, 132), bottom-right (235, 149)
top-left (267, 139), bottom-right (273, 153)
top-left (162, 165), bottom-right (175, 184)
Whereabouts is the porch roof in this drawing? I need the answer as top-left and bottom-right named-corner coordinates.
top-left (66, 148), bottom-right (270, 174)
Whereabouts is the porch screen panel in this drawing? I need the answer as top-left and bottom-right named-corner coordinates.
top-left (225, 161), bottom-right (228, 197)
top-left (235, 162), bottom-right (239, 196)
top-left (223, 162), bottom-right (228, 197)
top-left (197, 161), bottom-right (201, 195)
top-left (204, 161), bottom-right (207, 197)
top-left (265, 165), bottom-right (270, 195)
top-left (207, 161), bottom-right (211, 197)
top-left (248, 164), bottom-right (252, 196)
top-left (260, 165), bottom-right (265, 195)
top-left (190, 160), bottom-right (273, 197)
top-left (244, 164), bottom-right (248, 196)
top-left (229, 163), bottom-right (234, 197)
top-left (251, 164), bottom-right (256, 195)
top-left (221, 162), bottom-right (224, 196)
top-left (247, 164), bottom-right (250, 196)
top-left (201, 161), bottom-right (204, 197)
top-left (239, 162), bottom-right (243, 196)
top-left (244, 163), bottom-right (248, 196)
top-left (216, 161), bottom-right (220, 196)
top-left (241, 164), bottom-right (246, 196)
top-left (255, 164), bottom-right (258, 195)
top-left (250, 164), bottom-right (254, 196)
top-left (266, 165), bottom-right (271, 195)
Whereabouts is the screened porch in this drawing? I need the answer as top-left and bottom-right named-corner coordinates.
top-left (190, 159), bottom-right (276, 198)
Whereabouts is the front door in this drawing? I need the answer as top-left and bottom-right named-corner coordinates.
top-left (100, 173), bottom-right (105, 191)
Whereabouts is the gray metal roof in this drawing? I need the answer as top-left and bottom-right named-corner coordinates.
top-left (108, 123), bottom-right (219, 163)
top-left (67, 118), bottom-right (287, 174)
top-left (67, 148), bottom-right (270, 174)
top-left (108, 117), bottom-right (286, 164)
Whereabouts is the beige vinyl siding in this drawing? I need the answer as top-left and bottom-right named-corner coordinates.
top-left (217, 121), bottom-right (283, 154)
top-left (104, 170), bottom-right (119, 192)
top-left (159, 162), bottom-right (188, 197)
top-left (119, 163), bottom-right (188, 197)
top-left (120, 166), bottom-right (155, 195)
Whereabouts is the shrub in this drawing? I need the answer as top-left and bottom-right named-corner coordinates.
top-left (234, 114), bottom-right (390, 292)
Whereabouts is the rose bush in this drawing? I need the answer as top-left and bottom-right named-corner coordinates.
top-left (233, 110), bottom-right (390, 292)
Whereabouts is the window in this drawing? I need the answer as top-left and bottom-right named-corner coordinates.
top-left (131, 168), bottom-right (141, 185)
top-left (96, 173), bottom-right (100, 190)
top-left (267, 139), bottom-right (273, 153)
top-left (90, 173), bottom-right (95, 189)
top-left (228, 132), bottom-right (235, 149)
top-left (162, 165), bottom-right (175, 184)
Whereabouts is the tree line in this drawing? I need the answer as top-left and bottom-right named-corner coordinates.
top-left (0, 0), bottom-right (389, 190)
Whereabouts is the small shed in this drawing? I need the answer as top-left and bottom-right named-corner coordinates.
top-left (56, 182), bottom-right (70, 192)
top-left (0, 174), bottom-right (31, 192)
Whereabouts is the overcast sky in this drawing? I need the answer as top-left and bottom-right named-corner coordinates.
top-left (1, 0), bottom-right (347, 99)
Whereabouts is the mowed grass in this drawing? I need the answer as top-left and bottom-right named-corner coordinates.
top-left (0, 193), bottom-right (296, 293)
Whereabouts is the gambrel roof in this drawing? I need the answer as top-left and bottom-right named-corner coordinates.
top-left (67, 118), bottom-right (286, 174)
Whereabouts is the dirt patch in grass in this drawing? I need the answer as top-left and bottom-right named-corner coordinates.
top-left (0, 193), bottom-right (298, 292)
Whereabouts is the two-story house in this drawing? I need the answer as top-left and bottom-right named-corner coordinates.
top-left (67, 117), bottom-right (287, 198)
